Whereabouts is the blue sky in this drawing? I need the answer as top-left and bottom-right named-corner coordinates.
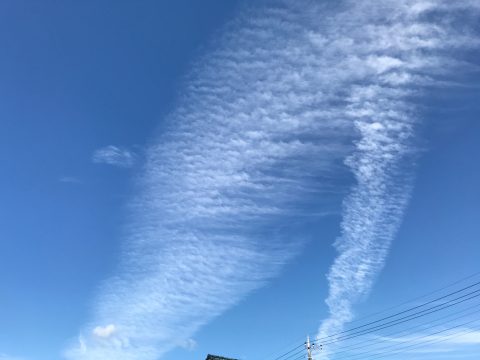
top-left (0, 1), bottom-right (479, 360)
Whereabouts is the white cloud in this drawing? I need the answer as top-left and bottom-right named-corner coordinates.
top-left (92, 145), bottom-right (136, 168)
top-left (93, 324), bottom-right (116, 338)
top-left (65, 1), bottom-right (479, 359)
top-left (314, 2), bottom-right (479, 358)
top-left (179, 338), bottom-right (197, 351)
top-left (448, 331), bottom-right (480, 345)
top-left (78, 336), bottom-right (87, 353)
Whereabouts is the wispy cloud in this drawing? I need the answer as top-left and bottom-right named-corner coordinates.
top-left (92, 145), bottom-right (136, 168)
top-left (179, 338), bottom-right (197, 351)
top-left (315, 0), bottom-right (479, 357)
top-left (65, 1), bottom-right (479, 359)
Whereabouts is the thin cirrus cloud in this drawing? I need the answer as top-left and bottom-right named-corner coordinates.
top-left (65, 0), bottom-right (479, 359)
top-left (92, 145), bottom-right (137, 168)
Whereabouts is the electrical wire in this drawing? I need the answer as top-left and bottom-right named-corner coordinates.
top-left (261, 272), bottom-right (480, 360)
top-left (316, 287), bottom-right (480, 345)
top-left (327, 300), bottom-right (480, 356)
top-left (342, 270), bottom-right (480, 325)
top-left (350, 318), bottom-right (480, 360)
top-left (314, 280), bottom-right (480, 343)
top-left (333, 316), bottom-right (480, 360)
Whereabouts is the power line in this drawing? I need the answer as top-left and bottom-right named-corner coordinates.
top-left (260, 272), bottom-right (480, 360)
top-left (333, 315), bottom-right (480, 360)
top-left (275, 338), bottom-right (321, 360)
top-left (328, 300), bottom-right (480, 356)
top-left (261, 328), bottom-right (317, 360)
top-left (287, 354), bottom-right (305, 360)
top-left (291, 354), bottom-right (307, 360)
top-left (269, 343), bottom-right (304, 360)
top-left (347, 318), bottom-right (480, 360)
top-left (277, 346), bottom-right (305, 360)
top-left (342, 270), bottom-right (480, 326)
top-left (318, 290), bottom-right (480, 346)
top-left (314, 283), bottom-right (480, 344)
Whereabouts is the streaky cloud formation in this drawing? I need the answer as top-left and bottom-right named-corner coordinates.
top-left (315, 0), bottom-right (479, 358)
top-left (65, 0), bottom-right (479, 359)
top-left (92, 145), bottom-right (137, 168)
top-left (66, 2), bottom-right (353, 358)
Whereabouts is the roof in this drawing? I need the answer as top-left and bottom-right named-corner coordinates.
top-left (205, 355), bottom-right (238, 360)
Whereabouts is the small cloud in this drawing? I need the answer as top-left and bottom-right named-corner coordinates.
top-left (92, 145), bottom-right (136, 168)
top-left (78, 335), bottom-right (87, 353)
top-left (92, 324), bottom-right (116, 338)
top-left (180, 338), bottom-right (197, 351)
top-left (59, 176), bottom-right (82, 184)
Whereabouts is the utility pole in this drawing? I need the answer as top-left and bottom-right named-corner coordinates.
top-left (305, 336), bottom-right (313, 360)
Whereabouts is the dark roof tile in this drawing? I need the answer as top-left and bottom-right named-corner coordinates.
top-left (205, 354), bottom-right (238, 360)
